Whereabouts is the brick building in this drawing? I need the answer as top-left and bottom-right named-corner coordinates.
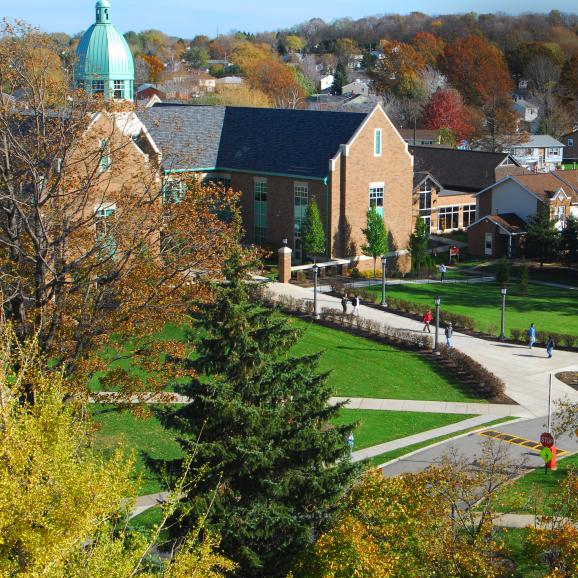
top-left (138, 103), bottom-right (414, 270)
top-left (410, 147), bottom-right (525, 233)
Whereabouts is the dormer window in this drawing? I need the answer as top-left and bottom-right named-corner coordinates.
top-left (113, 80), bottom-right (124, 99)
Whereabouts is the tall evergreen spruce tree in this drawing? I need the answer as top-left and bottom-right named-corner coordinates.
top-left (166, 251), bottom-right (358, 577)
top-left (561, 214), bottom-right (578, 264)
top-left (331, 63), bottom-right (348, 95)
top-left (525, 210), bottom-right (560, 266)
top-left (362, 207), bottom-right (389, 277)
top-left (409, 217), bottom-right (431, 276)
top-left (301, 198), bottom-right (326, 263)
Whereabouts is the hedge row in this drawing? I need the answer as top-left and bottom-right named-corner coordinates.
top-left (510, 328), bottom-right (578, 348)
top-left (261, 291), bottom-right (433, 350)
top-left (320, 307), bottom-right (433, 350)
top-left (348, 288), bottom-right (477, 332)
top-left (439, 345), bottom-right (506, 399)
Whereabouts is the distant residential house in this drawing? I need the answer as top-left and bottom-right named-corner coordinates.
top-left (503, 135), bottom-right (564, 172)
top-left (135, 84), bottom-right (166, 102)
top-left (215, 76), bottom-right (244, 87)
top-left (468, 172), bottom-right (578, 258)
top-left (318, 75), bottom-right (334, 92)
top-left (347, 54), bottom-right (364, 70)
top-left (157, 71), bottom-right (216, 100)
top-left (342, 79), bottom-right (369, 97)
top-left (399, 129), bottom-right (443, 146)
top-left (410, 147), bottom-right (525, 233)
top-left (512, 98), bottom-right (539, 128)
top-left (560, 129), bottom-right (578, 163)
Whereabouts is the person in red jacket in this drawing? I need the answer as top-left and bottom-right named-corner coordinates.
top-left (422, 308), bottom-right (433, 333)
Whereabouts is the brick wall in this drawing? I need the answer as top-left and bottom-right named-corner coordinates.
top-left (331, 107), bottom-right (413, 271)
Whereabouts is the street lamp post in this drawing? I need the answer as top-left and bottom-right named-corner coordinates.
top-left (312, 264), bottom-right (320, 320)
top-left (434, 296), bottom-right (441, 353)
top-left (499, 287), bottom-right (507, 340)
top-left (380, 255), bottom-right (387, 307)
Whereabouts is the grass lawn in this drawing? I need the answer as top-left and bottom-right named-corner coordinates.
top-left (332, 409), bottom-right (475, 451)
top-left (289, 318), bottom-right (485, 402)
top-left (492, 452), bottom-right (578, 515)
top-left (497, 528), bottom-right (548, 578)
top-left (90, 404), bottom-right (183, 495)
top-left (367, 416), bottom-right (518, 467)
top-left (368, 281), bottom-right (578, 337)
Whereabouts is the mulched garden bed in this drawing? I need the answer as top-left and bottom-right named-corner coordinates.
top-left (556, 372), bottom-right (578, 391)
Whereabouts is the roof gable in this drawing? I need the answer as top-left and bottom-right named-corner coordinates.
top-left (138, 105), bottom-right (367, 177)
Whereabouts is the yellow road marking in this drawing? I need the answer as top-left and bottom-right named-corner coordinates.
top-left (478, 429), bottom-right (569, 456)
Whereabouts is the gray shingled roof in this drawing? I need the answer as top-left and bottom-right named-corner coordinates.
top-left (137, 105), bottom-right (368, 178)
top-left (137, 106), bottom-right (226, 170)
top-left (410, 146), bottom-right (517, 193)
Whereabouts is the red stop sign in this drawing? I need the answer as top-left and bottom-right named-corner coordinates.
top-left (540, 432), bottom-right (554, 447)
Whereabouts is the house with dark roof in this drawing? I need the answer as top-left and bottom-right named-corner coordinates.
top-left (137, 104), bottom-right (414, 268)
top-left (467, 172), bottom-right (578, 258)
top-left (410, 146), bottom-right (525, 233)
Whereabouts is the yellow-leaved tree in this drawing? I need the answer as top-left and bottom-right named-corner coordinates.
top-left (0, 324), bottom-right (234, 577)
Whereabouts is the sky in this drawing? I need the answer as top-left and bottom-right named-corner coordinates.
top-left (2, 0), bottom-right (577, 38)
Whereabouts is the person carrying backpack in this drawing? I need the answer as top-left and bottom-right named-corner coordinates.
top-left (351, 294), bottom-right (360, 316)
top-left (445, 321), bottom-right (453, 348)
top-left (341, 294), bottom-right (348, 315)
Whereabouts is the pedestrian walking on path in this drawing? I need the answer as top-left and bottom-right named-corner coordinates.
top-left (445, 321), bottom-right (453, 348)
top-left (341, 294), bottom-right (348, 315)
top-left (528, 322), bottom-right (536, 349)
top-left (439, 263), bottom-right (447, 283)
top-left (546, 336), bottom-right (555, 358)
top-left (422, 308), bottom-right (433, 333)
top-left (352, 294), bottom-right (360, 316)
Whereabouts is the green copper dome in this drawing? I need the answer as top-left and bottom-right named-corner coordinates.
top-left (76, 0), bottom-right (134, 100)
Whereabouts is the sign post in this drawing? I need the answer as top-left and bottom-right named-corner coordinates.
top-left (540, 431), bottom-right (557, 472)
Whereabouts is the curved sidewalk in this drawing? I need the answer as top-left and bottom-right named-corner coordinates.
top-left (267, 282), bottom-right (578, 417)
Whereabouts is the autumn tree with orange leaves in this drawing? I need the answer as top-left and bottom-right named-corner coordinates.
top-left (0, 22), bottom-right (239, 400)
top-left (443, 35), bottom-right (521, 151)
top-left (232, 41), bottom-right (306, 108)
top-left (371, 40), bottom-right (427, 98)
top-left (423, 88), bottom-right (471, 142)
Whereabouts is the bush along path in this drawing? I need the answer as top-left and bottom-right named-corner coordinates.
top-left (264, 281), bottom-right (578, 417)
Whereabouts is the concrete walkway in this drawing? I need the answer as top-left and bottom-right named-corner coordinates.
top-left (351, 414), bottom-right (504, 462)
top-left (131, 491), bottom-right (170, 519)
top-left (332, 397), bottom-right (529, 417)
top-left (267, 282), bottom-right (578, 417)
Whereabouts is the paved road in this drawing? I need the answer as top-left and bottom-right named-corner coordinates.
top-left (379, 416), bottom-right (577, 476)
top-left (267, 282), bottom-right (578, 417)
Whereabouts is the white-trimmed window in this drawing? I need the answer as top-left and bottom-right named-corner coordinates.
top-left (554, 205), bottom-right (566, 228)
top-left (95, 203), bottom-right (116, 255)
top-left (113, 80), bottom-right (124, 99)
top-left (92, 80), bottom-right (105, 95)
top-left (568, 138), bottom-right (574, 146)
top-left (418, 181), bottom-right (432, 228)
top-left (369, 183), bottom-right (384, 217)
top-left (162, 178), bottom-right (186, 203)
top-left (462, 204), bottom-right (476, 228)
top-left (293, 182), bottom-right (309, 262)
top-left (254, 178), bottom-right (267, 245)
top-left (438, 206), bottom-right (459, 231)
top-left (99, 139), bottom-right (111, 172)
top-left (374, 128), bottom-right (382, 157)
